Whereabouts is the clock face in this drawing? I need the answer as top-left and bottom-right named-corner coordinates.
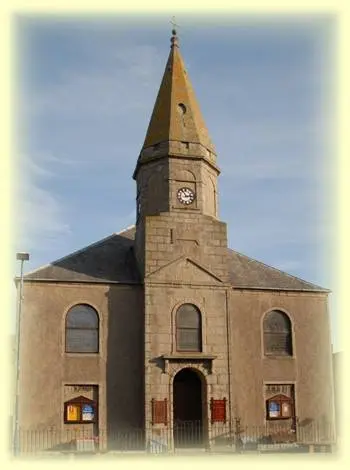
top-left (177, 187), bottom-right (195, 205)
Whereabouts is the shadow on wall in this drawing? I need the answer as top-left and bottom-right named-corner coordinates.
top-left (105, 281), bottom-right (145, 448)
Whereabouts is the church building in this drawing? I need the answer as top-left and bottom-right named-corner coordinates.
top-left (17, 29), bottom-right (335, 452)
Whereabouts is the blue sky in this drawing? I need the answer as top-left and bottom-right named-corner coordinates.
top-left (13, 14), bottom-right (338, 349)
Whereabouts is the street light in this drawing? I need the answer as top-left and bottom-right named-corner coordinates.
top-left (13, 252), bottom-right (29, 457)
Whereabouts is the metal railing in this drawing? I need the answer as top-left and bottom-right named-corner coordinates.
top-left (174, 420), bottom-right (204, 448)
top-left (15, 420), bottom-right (335, 455)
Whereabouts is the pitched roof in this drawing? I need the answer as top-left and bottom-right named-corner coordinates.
top-left (227, 249), bottom-right (328, 292)
top-left (141, 31), bottom-right (215, 155)
top-left (23, 226), bottom-right (328, 292)
top-left (23, 226), bottom-right (140, 284)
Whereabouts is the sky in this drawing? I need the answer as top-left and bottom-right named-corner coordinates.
top-left (12, 14), bottom-right (339, 349)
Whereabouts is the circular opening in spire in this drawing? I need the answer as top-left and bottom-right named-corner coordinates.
top-left (178, 103), bottom-right (187, 115)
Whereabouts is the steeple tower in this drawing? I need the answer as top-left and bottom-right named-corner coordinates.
top-left (133, 29), bottom-right (218, 177)
top-left (133, 30), bottom-right (225, 276)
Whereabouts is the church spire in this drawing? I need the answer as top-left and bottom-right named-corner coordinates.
top-left (135, 28), bottom-right (216, 173)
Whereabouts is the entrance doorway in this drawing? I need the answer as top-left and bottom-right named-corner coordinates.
top-left (173, 368), bottom-right (205, 448)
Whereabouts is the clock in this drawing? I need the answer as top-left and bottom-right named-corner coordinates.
top-left (177, 187), bottom-right (195, 205)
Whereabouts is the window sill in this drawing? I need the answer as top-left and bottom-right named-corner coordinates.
top-left (64, 420), bottom-right (96, 425)
top-left (65, 352), bottom-right (100, 356)
top-left (266, 417), bottom-right (293, 421)
top-left (264, 355), bottom-right (295, 360)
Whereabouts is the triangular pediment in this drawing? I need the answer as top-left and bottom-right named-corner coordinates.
top-left (146, 256), bottom-right (223, 285)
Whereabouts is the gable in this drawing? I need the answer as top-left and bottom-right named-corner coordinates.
top-left (146, 257), bottom-right (223, 285)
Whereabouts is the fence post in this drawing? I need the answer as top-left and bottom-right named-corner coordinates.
top-left (234, 417), bottom-right (243, 453)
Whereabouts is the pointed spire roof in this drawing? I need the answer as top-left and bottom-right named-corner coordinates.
top-left (141, 29), bottom-right (216, 155)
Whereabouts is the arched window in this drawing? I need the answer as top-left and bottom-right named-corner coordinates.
top-left (263, 310), bottom-right (292, 356)
top-left (65, 304), bottom-right (99, 353)
top-left (176, 304), bottom-right (202, 352)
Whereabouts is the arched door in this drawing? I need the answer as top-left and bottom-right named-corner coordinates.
top-left (173, 368), bottom-right (204, 448)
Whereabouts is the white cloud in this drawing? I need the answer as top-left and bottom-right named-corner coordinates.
top-left (14, 153), bottom-right (71, 254)
top-left (23, 43), bottom-right (163, 120)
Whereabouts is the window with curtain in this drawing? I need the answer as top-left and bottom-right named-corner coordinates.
top-left (176, 304), bottom-right (202, 352)
top-left (263, 310), bottom-right (292, 356)
top-left (65, 304), bottom-right (99, 353)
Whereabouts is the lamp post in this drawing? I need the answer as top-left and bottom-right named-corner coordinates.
top-left (13, 252), bottom-right (29, 457)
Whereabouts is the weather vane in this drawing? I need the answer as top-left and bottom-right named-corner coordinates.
top-left (170, 16), bottom-right (179, 34)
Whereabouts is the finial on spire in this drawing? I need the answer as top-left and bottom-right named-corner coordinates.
top-left (170, 16), bottom-right (179, 47)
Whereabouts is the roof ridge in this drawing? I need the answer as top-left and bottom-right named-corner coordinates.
top-left (228, 248), bottom-right (328, 291)
top-left (116, 224), bottom-right (135, 235)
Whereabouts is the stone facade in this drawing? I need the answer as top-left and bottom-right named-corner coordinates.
top-left (17, 30), bottom-right (335, 451)
top-left (19, 283), bottom-right (144, 436)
